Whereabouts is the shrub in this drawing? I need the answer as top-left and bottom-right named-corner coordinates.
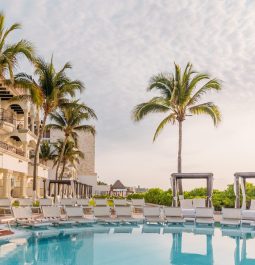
top-left (126, 193), bottom-right (145, 200)
top-left (12, 200), bottom-right (19, 207)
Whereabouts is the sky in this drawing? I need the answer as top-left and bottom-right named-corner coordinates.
top-left (3, 0), bottom-right (255, 190)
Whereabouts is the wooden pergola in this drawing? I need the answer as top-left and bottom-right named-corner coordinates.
top-left (47, 179), bottom-right (93, 199)
top-left (171, 173), bottom-right (214, 207)
top-left (234, 172), bottom-right (255, 209)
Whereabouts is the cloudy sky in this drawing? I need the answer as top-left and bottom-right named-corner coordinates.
top-left (3, 0), bottom-right (255, 190)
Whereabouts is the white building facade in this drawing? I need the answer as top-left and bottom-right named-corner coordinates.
top-left (0, 82), bottom-right (48, 199)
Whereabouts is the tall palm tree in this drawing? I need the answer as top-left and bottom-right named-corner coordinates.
top-left (14, 57), bottom-right (84, 198)
top-left (52, 139), bottom-right (84, 180)
top-left (47, 100), bottom-right (97, 180)
top-left (39, 140), bottom-right (54, 165)
top-left (0, 12), bottom-right (34, 80)
top-left (132, 62), bottom-right (222, 193)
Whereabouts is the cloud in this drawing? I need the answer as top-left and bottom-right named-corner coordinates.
top-left (4, 0), bottom-right (255, 189)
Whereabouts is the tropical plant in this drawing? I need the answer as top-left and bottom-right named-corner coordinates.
top-left (39, 140), bottom-right (54, 165)
top-left (14, 57), bottom-right (84, 197)
top-left (52, 139), bottom-right (84, 180)
top-left (132, 62), bottom-right (221, 193)
top-left (47, 100), bottom-right (97, 180)
top-left (0, 12), bottom-right (34, 80)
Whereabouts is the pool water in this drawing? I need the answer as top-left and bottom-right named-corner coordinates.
top-left (0, 225), bottom-right (255, 265)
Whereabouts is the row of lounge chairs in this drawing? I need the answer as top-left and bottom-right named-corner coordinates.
top-left (2, 198), bottom-right (255, 227)
top-left (8, 205), bottom-right (216, 227)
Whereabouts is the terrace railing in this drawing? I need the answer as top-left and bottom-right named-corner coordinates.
top-left (0, 140), bottom-right (25, 157)
top-left (0, 108), bottom-right (14, 124)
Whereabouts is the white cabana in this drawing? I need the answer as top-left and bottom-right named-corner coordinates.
top-left (171, 173), bottom-right (214, 207)
top-left (234, 172), bottom-right (255, 209)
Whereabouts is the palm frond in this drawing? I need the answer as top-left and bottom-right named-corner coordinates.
top-left (189, 102), bottom-right (221, 126)
top-left (153, 113), bottom-right (176, 141)
top-left (132, 97), bottom-right (170, 121)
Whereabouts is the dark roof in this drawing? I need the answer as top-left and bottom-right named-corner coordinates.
top-left (111, 180), bottom-right (126, 189)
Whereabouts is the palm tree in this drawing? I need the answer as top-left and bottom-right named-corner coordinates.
top-left (14, 57), bottom-right (84, 198)
top-left (0, 12), bottom-right (34, 81)
top-left (52, 139), bottom-right (84, 180)
top-left (47, 100), bottom-right (97, 180)
top-left (132, 62), bottom-right (221, 193)
top-left (39, 140), bottom-right (54, 165)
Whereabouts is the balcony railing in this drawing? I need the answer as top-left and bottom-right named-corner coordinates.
top-left (0, 108), bottom-right (39, 135)
top-left (0, 108), bottom-right (14, 124)
top-left (0, 140), bottom-right (25, 157)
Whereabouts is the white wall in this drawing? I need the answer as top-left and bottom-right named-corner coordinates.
top-left (0, 152), bottom-right (28, 173)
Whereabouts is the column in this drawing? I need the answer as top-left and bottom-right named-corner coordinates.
top-left (23, 142), bottom-right (29, 159)
top-left (172, 176), bottom-right (177, 207)
top-left (31, 115), bottom-right (35, 133)
top-left (36, 177), bottom-right (41, 198)
top-left (36, 111), bottom-right (40, 136)
top-left (235, 176), bottom-right (240, 208)
top-left (2, 170), bottom-right (12, 198)
top-left (13, 112), bottom-right (17, 128)
top-left (24, 109), bottom-right (28, 130)
top-left (20, 173), bottom-right (27, 198)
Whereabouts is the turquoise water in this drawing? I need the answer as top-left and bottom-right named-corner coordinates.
top-left (0, 225), bottom-right (255, 265)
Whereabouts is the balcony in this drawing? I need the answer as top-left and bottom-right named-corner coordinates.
top-left (0, 108), bottom-right (39, 136)
top-left (0, 108), bottom-right (14, 124)
top-left (0, 140), bottom-right (25, 157)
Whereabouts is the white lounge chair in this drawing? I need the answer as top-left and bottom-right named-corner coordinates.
top-left (39, 198), bottom-right (53, 207)
top-left (12, 207), bottom-right (52, 227)
top-left (193, 198), bottom-right (206, 208)
top-left (143, 207), bottom-right (162, 223)
top-left (93, 206), bottom-right (118, 223)
top-left (131, 199), bottom-right (145, 214)
top-left (163, 207), bottom-right (184, 224)
top-left (18, 198), bottom-right (33, 207)
top-left (113, 199), bottom-right (128, 206)
top-left (41, 206), bottom-right (74, 225)
top-left (65, 207), bottom-right (95, 224)
top-left (195, 207), bottom-right (214, 225)
top-left (115, 206), bottom-right (137, 223)
top-left (94, 199), bottom-right (108, 207)
top-left (131, 199), bottom-right (145, 207)
top-left (241, 199), bottom-right (255, 225)
top-left (221, 208), bottom-right (241, 226)
top-left (0, 199), bottom-right (13, 215)
top-left (60, 198), bottom-right (76, 207)
top-left (76, 198), bottom-right (90, 207)
top-left (180, 199), bottom-right (195, 218)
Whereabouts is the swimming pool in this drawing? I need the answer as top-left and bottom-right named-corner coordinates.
top-left (0, 225), bottom-right (254, 265)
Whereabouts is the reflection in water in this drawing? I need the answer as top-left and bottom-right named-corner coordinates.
top-left (1, 226), bottom-right (255, 265)
top-left (170, 230), bottom-right (213, 265)
top-left (229, 233), bottom-right (255, 265)
top-left (1, 231), bottom-right (94, 265)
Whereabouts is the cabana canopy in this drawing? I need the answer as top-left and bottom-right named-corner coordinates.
top-left (234, 172), bottom-right (255, 209)
top-left (171, 173), bottom-right (213, 207)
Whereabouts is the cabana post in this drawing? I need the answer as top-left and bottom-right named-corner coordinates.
top-left (234, 172), bottom-right (255, 209)
top-left (171, 173), bottom-right (213, 207)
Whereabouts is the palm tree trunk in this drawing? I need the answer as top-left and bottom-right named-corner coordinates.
top-left (59, 161), bottom-right (66, 180)
top-left (55, 136), bottom-right (68, 180)
top-left (177, 120), bottom-right (183, 194)
top-left (32, 114), bottom-right (47, 200)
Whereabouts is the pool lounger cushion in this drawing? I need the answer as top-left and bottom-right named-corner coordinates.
top-left (196, 218), bottom-right (214, 224)
top-left (221, 219), bottom-right (240, 226)
top-left (165, 217), bottom-right (184, 223)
